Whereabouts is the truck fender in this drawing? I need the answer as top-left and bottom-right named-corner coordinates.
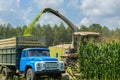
top-left (26, 62), bottom-right (35, 71)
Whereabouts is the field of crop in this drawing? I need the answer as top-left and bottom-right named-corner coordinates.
top-left (79, 41), bottom-right (120, 80)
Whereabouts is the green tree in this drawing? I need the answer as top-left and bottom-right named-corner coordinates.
top-left (66, 26), bottom-right (72, 43)
top-left (89, 24), bottom-right (102, 33)
top-left (79, 25), bottom-right (88, 31)
top-left (41, 24), bottom-right (53, 46)
top-left (101, 26), bottom-right (110, 36)
top-left (53, 24), bottom-right (59, 45)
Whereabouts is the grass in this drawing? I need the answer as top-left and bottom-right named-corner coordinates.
top-left (0, 74), bottom-right (68, 80)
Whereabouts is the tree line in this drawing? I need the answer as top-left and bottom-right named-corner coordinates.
top-left (0, 23), bottom-right (120, 46)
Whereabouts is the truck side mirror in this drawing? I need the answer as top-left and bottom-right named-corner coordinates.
top-left (56, 53), bottom-right (58, 58)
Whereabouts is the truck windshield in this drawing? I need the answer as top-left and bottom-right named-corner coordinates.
top-left (28, 50), bottom-right (50, 57)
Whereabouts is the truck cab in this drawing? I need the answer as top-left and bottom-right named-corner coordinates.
top-left (20, 48), bottom-right (64, 79)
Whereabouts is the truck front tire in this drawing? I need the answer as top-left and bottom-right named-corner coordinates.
top-left (2, 68), bottom-right (9, 80)
top-left (26, 68), bottom-right (36, 80)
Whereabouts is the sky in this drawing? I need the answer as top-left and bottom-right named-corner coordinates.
top-left (0, 0), bottom-right (120, 30)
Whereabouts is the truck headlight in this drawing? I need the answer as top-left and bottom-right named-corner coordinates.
top-left (36, 63), bottom-right (41, 71)
top-left (59, 62), bottom-right (64, 71)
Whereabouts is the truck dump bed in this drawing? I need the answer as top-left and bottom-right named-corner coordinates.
top-left (0, 36), bottom-right (43, 68)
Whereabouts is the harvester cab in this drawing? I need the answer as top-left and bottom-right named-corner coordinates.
top-left (73, 32), bottom-right (100, 51)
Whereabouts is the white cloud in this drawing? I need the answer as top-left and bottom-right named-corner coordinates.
top-left (0, 0), bottom-right (118, 30)
top-left (0, 18), bottom-right (6, 24)
top-left (34, 7), bottom-right (68, 27)
top-left (16, 0), bottom-right (20, 7)
top-left (37, 13), bottom-right (64, 26)
top-left (68, 0), bottom-right (120, 29)
top-left (0, 0), bottom-right (21, 21)
top-left (0, 0), bottom-right (20, 12)
top-left (80, 0), bottom-right (120, 29)
top-left (33, 0), bottom-right (64, 9)
top-left (80, 0), bottom-right (119, 17)
top-left (22, 7), bottom-right (33, 24)
top-left (0, 0), bottom-right (12, 11)
top-left (0, 0), bottom-right (65, 26)
top-left (0, 0), bottom-right (33, 26)
top-left (100, 17), bottom-right (120, 29)
top-left (67, 0), bottom-right (81, 9)
top-left (31, 0), bottom-right (66, 26)
top-left (80, 17), bottom-right (90, 26)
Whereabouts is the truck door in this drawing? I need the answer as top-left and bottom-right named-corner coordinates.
top-left (20, 50), bottom-right (27, 71)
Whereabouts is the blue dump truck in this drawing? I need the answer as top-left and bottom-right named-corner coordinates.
top-left (0, 36), bottom-right (64, 80)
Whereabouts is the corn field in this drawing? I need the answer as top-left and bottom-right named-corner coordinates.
top-left (79, 41), bottom-right (120, 80)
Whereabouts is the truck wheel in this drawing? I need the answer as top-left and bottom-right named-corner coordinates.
top-left (26, 68), bottom-right (36, 80)
top-left (1, 68), bottom-right (9, 80)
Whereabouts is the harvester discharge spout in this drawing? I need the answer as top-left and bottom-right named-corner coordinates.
top-left (23, 8), bottom-right (77, 36)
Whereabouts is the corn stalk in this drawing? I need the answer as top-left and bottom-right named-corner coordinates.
top-left (79, 41), bottom-right (120, 80)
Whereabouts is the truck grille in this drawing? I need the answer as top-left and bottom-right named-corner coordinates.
top-left (44, 62), bottom-right (58, 70)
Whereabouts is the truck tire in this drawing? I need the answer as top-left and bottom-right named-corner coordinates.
top-left (26, 68), bottom-right (36, 80)
top-left (1, 68), bottom-right (9, 80)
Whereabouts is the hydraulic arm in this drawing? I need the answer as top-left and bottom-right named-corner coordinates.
top-left (24, 8), bottom-right (77, 36)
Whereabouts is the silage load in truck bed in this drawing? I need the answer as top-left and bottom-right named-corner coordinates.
top-left (0, 36), bottom-right (43, 67)
top-left (0, 36), bottom-right (43, 48)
